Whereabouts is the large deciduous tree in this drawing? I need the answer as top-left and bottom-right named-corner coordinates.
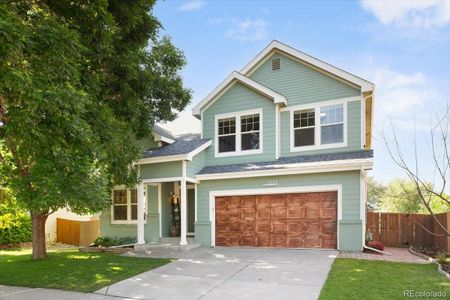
top-left (0, 0), bottom-right (191, 259)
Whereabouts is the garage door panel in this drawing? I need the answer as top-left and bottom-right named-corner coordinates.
top-left (256, 195), bottom-right (271, 207)
top-left (215, 191), bottom-right (337, 249)
top-left (270, 234), bottom-right (286, 247)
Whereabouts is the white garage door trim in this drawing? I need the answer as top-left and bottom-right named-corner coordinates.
top-left (209, 184), bottom-right (342, 249)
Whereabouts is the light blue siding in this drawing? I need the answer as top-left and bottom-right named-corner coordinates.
top-left (202, 82), bottom-right (276, 165)
top-left (140, 161), bottom-right (181, 179)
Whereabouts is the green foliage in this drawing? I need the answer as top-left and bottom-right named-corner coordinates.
top-left (0, 195), bottom-right (31, 245)
top-left (436, 252), bottom-right (448, 265)
top-left (93, 236), bottom-right (136, 247)
top-left (367, 178), bottom-right (450, 214)
top-left (367, 176), bottom-right (386, 211)
top-left (0, 1), bottom-right (191, 218)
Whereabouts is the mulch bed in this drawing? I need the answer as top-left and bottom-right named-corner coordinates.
top-left (0, 242), bottom-right (32, 249)
top-left (409, 247), bottom-right (450, 279)
top-left (79, 245), bottom-right (133, 254)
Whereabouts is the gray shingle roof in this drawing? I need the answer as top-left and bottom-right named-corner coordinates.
top-left (143, 134), bottom-right (210, 158)
top-left (198, 150), bottom-right (373, 174)
top-left (153, 125), bottom-right (176, 140)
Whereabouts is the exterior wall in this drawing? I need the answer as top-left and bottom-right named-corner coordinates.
top-left (195, 171), bottom-right (362, 251)
top-left (187, 151), bottom-right (207, 178)
top-left (140, 161), bottom-right (181, 179)
top-left (99, 184), bottom-right (166, 242)
top-left (249, 52), bottom-right (360, 105)
top-left (202, 82), bottom-right (277, 165)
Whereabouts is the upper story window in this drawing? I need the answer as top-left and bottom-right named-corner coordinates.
top-left (215, 109), bottom-right (263, 157)
top-left (291, 102), bottom-right (346, 152)
top-left (111, 189), bottom-right (139, 224)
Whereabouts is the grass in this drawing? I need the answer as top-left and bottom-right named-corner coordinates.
top-left (0, 248), bottom-right (171, 293)
top-left (319, 258), bottom-right (450, 300)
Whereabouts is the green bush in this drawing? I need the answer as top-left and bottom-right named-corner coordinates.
top-left (436, 252), bottom-right (448, 265)
top-left (0, 190), bottom-right (32, 245)
top-left (93, 236), bottom-right (136, 247)
top-left (0, 211), bottom-right (32, 245)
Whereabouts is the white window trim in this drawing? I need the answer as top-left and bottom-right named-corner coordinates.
top-left (290, 101), bottom-right (347, 152)
top-left (111, 186), bottom-right (148, 225)
top-left (209, 184), bottom-right (342, 249)
top-left (214, 108), bottom-right (263, 158)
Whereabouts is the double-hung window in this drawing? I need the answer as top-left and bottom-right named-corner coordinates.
top-left (291, 102), bottom-right (346, 151)
top-left (216, 109), bottom-right (262, 156)
top-left (111, 189), bottom-right (138, 224)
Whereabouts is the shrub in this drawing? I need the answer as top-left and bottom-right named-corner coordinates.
top-left (0, 211), bottom-right (32, 245)
top-left (93, 236), bottom-right (136, 247)
top-left (367, 241), bottom-right (385, 251)
top-left (436, 252), bottom-right (448, 265)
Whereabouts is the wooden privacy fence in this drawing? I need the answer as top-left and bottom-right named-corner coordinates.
top-left (367, 212), bottom-right (450, 253)
top-left (56, 218), bottom-right (99, 246)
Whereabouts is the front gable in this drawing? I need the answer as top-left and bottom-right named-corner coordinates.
top-left (249, 51), bottom-right (361, 106)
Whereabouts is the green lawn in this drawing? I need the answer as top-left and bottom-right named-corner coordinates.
top-left (0, 248), bottom-right (171, 293)
top-left (319, 258), bottom-right (450, 300)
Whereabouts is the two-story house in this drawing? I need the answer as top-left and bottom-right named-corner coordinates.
top-left (99, 40), bottom-right (374, 251)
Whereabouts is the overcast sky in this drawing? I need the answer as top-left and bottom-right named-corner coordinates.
top-left (154, 0), bottom-right (450, 186)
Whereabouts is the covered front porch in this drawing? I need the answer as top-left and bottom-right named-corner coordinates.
top-left (135, 174), bottom-right (198, 246)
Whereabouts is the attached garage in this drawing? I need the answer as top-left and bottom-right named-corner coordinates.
top-left (214, 192), bottom-right (337, 249)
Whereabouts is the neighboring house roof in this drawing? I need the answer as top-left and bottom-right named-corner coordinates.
top-left (241, 40), bottom-right (375, 92)
top-left (192, 71), bottom-right (287, 117)
top-left (139, 134), bottom-right (211, 164)
top-left (153, 125), bottom-right (176, 144)
top-left (197, 150), bottom-right (373, 178)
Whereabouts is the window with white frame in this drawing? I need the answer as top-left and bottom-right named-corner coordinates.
top-left (320, 104), bottom-right (344, 144)
top-left (293, 108), bottom-right (315, 147)
top-left (292, 102), bottom-right (345, 150)
top-left (112, 189), bottom-right (138, 223)
top-left (241, 114), bottom-right (260, 150)
top-left (218, 117), bottom-right (236, 153)
top-left (216, 110), bottom-right (262, 156)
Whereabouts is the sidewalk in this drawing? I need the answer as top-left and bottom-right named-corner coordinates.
top-left (0, 285), bottom-right (131, 300)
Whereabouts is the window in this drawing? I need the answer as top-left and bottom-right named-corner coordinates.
top-left (293, 108), bottom-right (315, 147)
top-left (320, 104), bottom-right (344, 144)
top-left (241, 114), bottom-right (260, 150)
top-left (291, 102), bottom-right (346, 151)
top-left (216, 109), bottom-right (263, 156)
top-left (112, 189), bottom-right (138, 223)
top-left (218, 117), bottom-right (236, 153)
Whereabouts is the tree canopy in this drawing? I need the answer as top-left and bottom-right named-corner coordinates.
top-left (0, 0), bottom-right (191, 258)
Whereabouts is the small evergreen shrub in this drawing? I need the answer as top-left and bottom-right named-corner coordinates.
top-left (436, 252), bottom-right (448, 265)
top-left (93, 236), bottom-right (136, 247)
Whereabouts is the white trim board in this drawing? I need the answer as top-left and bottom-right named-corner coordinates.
top-left (196, 158), bottom-right (373, 181)
top-left (192, 71), bottom-right (287, 116)
top-left (240, 40), bottom-right (374, 92)
top-left (209, 184), bottom-right (342, 249)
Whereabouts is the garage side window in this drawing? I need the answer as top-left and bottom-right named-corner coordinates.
top-left (293, 108), bottom-right (315, 147)
top-left (112, 189), bottom-right (138, 223)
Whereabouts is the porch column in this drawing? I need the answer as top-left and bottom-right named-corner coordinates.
top-left (180, 161), bottom-right (187, 246)
top-left (137, 182), bottom-right (145, 245)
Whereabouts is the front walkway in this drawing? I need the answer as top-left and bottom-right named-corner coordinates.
top-left (339, 247), bottom-right (429, 264)
top-left (96, 247), bottom-right (338, 300)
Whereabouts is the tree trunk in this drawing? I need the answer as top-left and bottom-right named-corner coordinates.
top-left (31, 212), bottom-right (48, 259)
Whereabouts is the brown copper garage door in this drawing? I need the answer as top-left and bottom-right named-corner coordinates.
top-left (215, 192), bottom-right (337, 249)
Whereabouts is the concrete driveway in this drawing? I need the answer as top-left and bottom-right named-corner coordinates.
top-left (96, 247), bottom-right (337, 300)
